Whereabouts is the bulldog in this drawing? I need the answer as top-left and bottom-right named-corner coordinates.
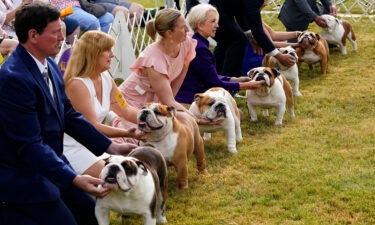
top-left (320, 14), bottom-right (358, 55)
top-left (189, 87), bottom-right (242, 154)
top-left (246, 67), bottom-right (295, 125)
top-left (296, 31), bottom-right (329, 74)
top-left (95, 146), bottom-right (168, 225)
top-left (262, 46), bottom-right (301, 97)
top-left (137, 103), bottom-right (206, 189)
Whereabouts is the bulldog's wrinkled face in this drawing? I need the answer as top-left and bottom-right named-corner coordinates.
top-left (247, 67), bottom-right (280, 96)
top-left (322, 14), bottom-right (340, 31)
top-left (298, 31), bottom-right (320, 49)
top-left (100, 156), bottom-right (147, 191)
top-left (194, 90), bottom-right (227, 121)
top-left (137, 103), bottom-right (176, 133)
top-left (277, 46), bottom-right (298, 69)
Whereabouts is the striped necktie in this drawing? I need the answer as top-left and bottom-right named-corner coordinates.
top-left (42, 67), bottom-right (54, 99)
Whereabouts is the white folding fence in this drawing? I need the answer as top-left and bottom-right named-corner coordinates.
top-left (107, 0), bottom-right (374, 80)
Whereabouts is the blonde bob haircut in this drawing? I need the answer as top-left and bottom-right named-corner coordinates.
top-left (146, 8), bottom-right (182, 41)
top-left (187, 4), bottom-right (219, 33)
top-left (64, 30), bottom-right (115, 85)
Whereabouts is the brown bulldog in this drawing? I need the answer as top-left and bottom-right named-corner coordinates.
top-left (296, 31), bottom-right (329, 74)
top-left (137, 103), bottom-right (206, 189)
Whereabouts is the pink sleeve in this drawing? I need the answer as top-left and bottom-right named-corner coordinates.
top-left (130, 47), bottom-right (169, 75)
top-left (184, 35), bottom-right (197, 64)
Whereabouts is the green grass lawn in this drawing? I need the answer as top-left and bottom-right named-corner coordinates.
top-left (111, 1), bottom-right (375, 224)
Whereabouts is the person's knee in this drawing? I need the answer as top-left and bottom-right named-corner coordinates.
top-left (112, 5), bottom-right (130, 17)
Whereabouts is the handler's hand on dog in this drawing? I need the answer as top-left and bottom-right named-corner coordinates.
top-left (197, 118), bottom-right (223, 126)
top-left (107, 142), bottom-right (138, 156)
top-left (241, 80), bottom-right (265, 89)
top-left (275, 53), bottom-right (296, 67)
top-left (126, 128), bottom-right (147, 141)
top-left (329, 5), bottom-right (338, 16)
top-left (314, 16), bottom-right (327, 28)
top-left (73, 175), bottom-right (110, 198)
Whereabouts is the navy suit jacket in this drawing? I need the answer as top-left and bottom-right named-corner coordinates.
top-left (175, 33), bottom-right (239, 104)
top-left (279, 0), bottom-right (332, 31)
top-left (0, 45), bottom-right (112, 204)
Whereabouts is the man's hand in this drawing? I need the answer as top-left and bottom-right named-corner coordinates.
top-left (106, 142), bottom-right (138, 156)
top-left (126, 128), bottom-right (147, 141)
top-left (329, 5), bottom-right (338, 16)
top-left (0, 28), bottom-right (8, 38)
top-left (230, 77), bottom-right (252, 82)
top-left (72, 175), bottom-right (110, 198)
top-left (314, 16), bottom-right (327, 28)
top-left (275, 53), bottom-right (296, 67)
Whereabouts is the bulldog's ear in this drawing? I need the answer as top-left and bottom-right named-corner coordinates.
top-left (167, 106), bottom-right (176, 117)
top-left (272, 68), bottom-right (281, 77)
top-left (136, 161), bottom-right (148, 176)
top-left (247, 68), bottom-right (257, 79)
top-left (194, 94), bottom-right (205, 104)
top-left (315, 33), bottom-right (321, 40)
top-left (335, 18), bottom-right (340, 24)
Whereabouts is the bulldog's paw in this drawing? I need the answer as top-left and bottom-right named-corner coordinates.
top-left (250, 118), bottom-right (258, 122)
top-left (157, 216), bottom-right (167, 223)
top-left (262, 109), bottom-right (269, 117)
top-left (236, 136), bottom-right (243, 142)
top-left (178, 183), bottom-right (188, 189)
top-left (274, 121), bottom-right (283, 126)
top-left (294, 91), bottom-right (302, 97)
top-left (228, 147), bottom-right (238, 154)
top-left (199, 168), bottom-right (208, 174)
top-left (203, 133), bottom-right (211, 141)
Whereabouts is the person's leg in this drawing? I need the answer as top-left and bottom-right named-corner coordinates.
top-left (69, 7), bottom-right (100, 31)
top-left (97, 12), bottom-right (114, 33)
top-left (61, 185), bottom-right (99, 225)
top-left (0, 200), bottom-right (78, 225)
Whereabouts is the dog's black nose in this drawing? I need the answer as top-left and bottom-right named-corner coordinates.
top-left (255, 76), bottom-right (264, 82)
top-left (139, 111), bottom-right (149, 121)
top-left (105, 165), bottom-right (120, 183)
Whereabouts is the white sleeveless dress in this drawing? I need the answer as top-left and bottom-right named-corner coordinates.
top-left (63, 73), bottom-right (112, 174)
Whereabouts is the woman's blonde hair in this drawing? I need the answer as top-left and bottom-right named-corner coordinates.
top-left (187, 4), bottom-right (219, 32)
top-left (145, 8), bottom-right (182, 41)
top-left (63, 30), bottom-right (115, 85)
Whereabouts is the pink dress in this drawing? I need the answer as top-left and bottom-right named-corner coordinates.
top-left (118, 36), bottom-right (197, 109)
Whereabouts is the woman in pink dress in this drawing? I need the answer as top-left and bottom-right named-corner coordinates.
top-left (117, 8), bottom-right (196, 112)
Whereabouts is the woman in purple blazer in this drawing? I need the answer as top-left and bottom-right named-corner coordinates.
top-left (175, 4), bottom-right (264, 104)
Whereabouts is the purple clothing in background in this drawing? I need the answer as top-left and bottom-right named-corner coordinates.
top-left (175, 33), bottom-right (240, 104)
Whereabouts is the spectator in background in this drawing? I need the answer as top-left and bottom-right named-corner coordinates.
top-left (0, 2), bottom-right (136, 225)
top-left (0, 26), bottom-right (17, 56)
top-left (92, 0), bottom-right (144, 26)
top-left (175, 4), bottom-right (264, 105)
top-left (0, 0), bottom-right (32, 38)
top-left (278, 0), bottom-right (338, 34)
top-left (63, 30), bottom-right (145, 177)
top-left (50, 0), bottom-right (114, 33)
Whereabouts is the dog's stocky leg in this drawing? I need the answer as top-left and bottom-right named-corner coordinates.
top-left (143, 213), bottom-right (157, 225)
top-left (95, 204), bottom-right (110, 225)
top-left (275, 104), bottom-right (286, 125)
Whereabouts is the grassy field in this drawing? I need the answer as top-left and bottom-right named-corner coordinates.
top-left (112, 1), bottom-right (375, 224)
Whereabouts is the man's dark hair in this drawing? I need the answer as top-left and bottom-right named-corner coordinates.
top-left (14, 2), bottom-right (60, 43)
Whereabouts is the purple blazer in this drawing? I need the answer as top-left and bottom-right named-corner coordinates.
top-left (175, 33), bottom-right (240, 104)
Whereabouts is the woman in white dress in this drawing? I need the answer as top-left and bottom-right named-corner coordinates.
top-left (63, 30), bottom-right (144, 177)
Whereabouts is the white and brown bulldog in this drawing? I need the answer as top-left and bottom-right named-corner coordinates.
top-left (262, 46), bottom-right (301, 97)
top-left (137, 103), bottom-right (206, 189)
top-left (246, 67), bottom-right (295, 125)
top-left (296, 31), bottom-right (329, 74)
top-left (95, 146), bottom-right (168, 225)
top-left (189, 87), bottom-right (242, 154)
top-left (320, 14), bottom-right (358, 55)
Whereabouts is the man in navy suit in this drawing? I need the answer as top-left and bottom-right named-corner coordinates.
top-left (0, 2), bottom-right (136, 225)
top-left (187, 0), bottom-right (296, 77)
top-left (279, 0), bottom-right (338, 32)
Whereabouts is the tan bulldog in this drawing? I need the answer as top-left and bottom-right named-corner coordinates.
top-left (137, 103), bottom-right (206, 189)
